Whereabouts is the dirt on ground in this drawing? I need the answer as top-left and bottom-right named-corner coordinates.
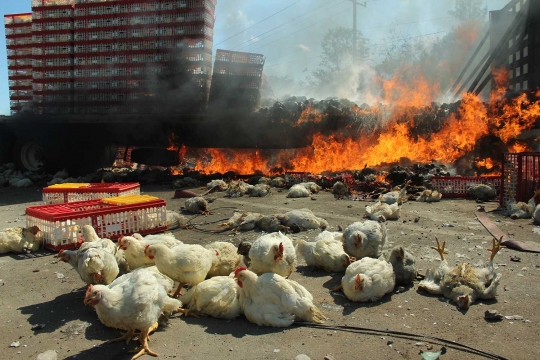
top-left (0, 184), bottom-right (539, 360)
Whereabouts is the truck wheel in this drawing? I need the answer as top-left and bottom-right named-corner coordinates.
top-left (14, 141), bottom-right (45, 172)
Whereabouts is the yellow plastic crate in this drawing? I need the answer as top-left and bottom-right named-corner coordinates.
top-left (101, 194), bottom-right (160, 206)
top-left (46, 183), bottom-right (90, 189)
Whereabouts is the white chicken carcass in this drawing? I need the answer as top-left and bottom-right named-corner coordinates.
top-left (271, 177), bottom-right (286, 188)
top-left (235, 267), bottom-right (326, 327)
top-left (534, 204), bottom-right (540, 224)
top-left (225, 180), bottom-right (253, 198)
top-left (144, 243), bottom-right (215, 297)
top-left (166, 210), bottom-right (187, 230)
top-left (387, 246), bottom-right (416, 286)
top-left (184, 196), bottom-right (209, 214)
top-left (332, 181), bottom-right (349, 199)
top-left (416, 189), bottom-right (442, 202)
top-left (334, 257), bottom-right (395, 302)
top-left (365, 197), bottom-right (401, 222)
top-left (287, 184), bottom-right (310, 198)
top-left (241, 232), bottom-right (297, 277)
top-left (117, 234), bottom-right (182, 270)
top-left (207, 179), bottom-right (227, 190)
top-left (282, 208), bottom-right (328, 230)
top-left (84, 267), bottom-right (183, 360)
top-left (204, 241), bottom-right (243, 277)
top-left (0, 226), bottom-right (41, 254)
top-left (250, 183), bottom-right (271, 197)
top-left (255, 214), bottom-right (291, 232)
top-left (299, 182), bottom-right (321, 194)
top-left (219, 211), bottom-right (264, 231)
top-left (419, 238), bottom-right (504, 309)
top-left (296, 231), bottom-right (354, 273)
top-left (380, 182), bottom-right (409, 205)
top-left (180, 276), bottom-right (242, 319)
top-left (467, 184), bottom-right (497, 201)
top-left (505, 189), bottom-right (539, 219)
top-left (342, 220), bottom-right (387, 259)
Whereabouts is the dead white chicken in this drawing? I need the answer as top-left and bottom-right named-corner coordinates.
top-left (250, 184), bottom-right (271, 197)
top-left (258, 177), bottom-right (271, 185)
top-left (299, 182), bottom-right (321, 194)
top-left (467, 184), bottom-right (497, 201)
top-left (180, 276), bottom-right (242, 319)
top-left (534, 204), bottom-right (540, 224)
top-left (381, 181), bottom-right (409, 205)
top-left (332, 181), bottom-right (349, 199)
top-left (287, 184), bottom-right (310, 198)
top-left (226, 180), bottom-right (253, 198)
top-left (282, 208), bottom-right (328, 231)
top-left (255, 214), bottom-right (290, 232)
top-left (505, 189), bottom-right (539, 219)
top-left (416, 189), bottom-right (442, 202)
top-left (204, 241), bottom-right (243, 277)
top-left (365, 197), bottom-right (401, 222)
top-left (219, 211), bottom-right (264, 231)
top-left (184, 197), bottom-right (209, 214)
top-left (271, 177), bottom-right (286, 188)
top-left (166, 210), bottom-right (188, 230)
top-left (342, 220), bottom-right (386, 259)
top-left (418, 237), bottom-right (504, 309)
top-left (0, 226), bottom-right (41, 254)
top-left (387, 246), bottom-right (416, 286)
top-left (207, 179), bottom-right (227, 191)
top-left (296, 231), bottom-right (354, 273)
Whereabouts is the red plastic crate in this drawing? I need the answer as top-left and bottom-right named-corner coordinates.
top-left (42, 182), bottom-right (140, 204)
top-left (431, 176), bottom-right (502, 198)
top-left (501, 152), bottom-right (540, 205)
top-left (26, 197), bottom-right (167, 251)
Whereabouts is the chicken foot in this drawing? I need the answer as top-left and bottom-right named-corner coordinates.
top-left (330, 284), bottom-right (343, 292)
top-left (130, 324), bottom-right (159, 360)
top-left (431, 237), bottom-right (448, 261)
top-left (176, 307), bottom-right (200, 318)
top-left (487, 236), bottom-right (505, 261)
top-left (105, 329), bottom-right (136, 345)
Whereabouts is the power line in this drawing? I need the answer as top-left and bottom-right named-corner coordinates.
top-left (229, 0), bottom-right (346, 52)
top-left (214, 0), bottom-right (303, 47)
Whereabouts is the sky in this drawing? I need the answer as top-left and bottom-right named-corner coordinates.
top-left (0, 0), bottom-right (511, 115)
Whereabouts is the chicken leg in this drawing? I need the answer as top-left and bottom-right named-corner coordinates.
top-left (487, 236), bottom-right (505, 261)
top-left (106, 329), bottom-right (136, 345)
top-left (130, 324), bottom-right (159, 360)
top-left (170, 282), bottom-right (184, 298)
top-left (176, 307), bottom-right (200, 318)
top-left (431, 237), bottom-right (448, 261)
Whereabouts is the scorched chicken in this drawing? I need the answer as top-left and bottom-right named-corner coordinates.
top-left (387, 246), bottom-right (416, 286)
top-left (235, 266), bottom-right (326, 327)
top-left (240, 232), bottom-right (297, 277)
top-left (296, 231), bottom-right (354, 272)
top-left (365, 197), bottom-right (401, 222)
top-left (342, 220), bottom-right (387, 259)
top-left (84, 267), bottom-right (183, 359)
top-left (0, 226), bottom-right (41, 254)
top-left (418, 237), bottom-right (503, 309)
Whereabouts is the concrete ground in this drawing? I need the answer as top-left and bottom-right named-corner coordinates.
top-left (0, 184), bottom-right (539, 360)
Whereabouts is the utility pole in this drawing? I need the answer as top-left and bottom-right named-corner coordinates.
top-left (347, 0), bottom-right (366, 64)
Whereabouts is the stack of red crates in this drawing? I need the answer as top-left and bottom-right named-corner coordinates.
top-left (4, 13), bottom-right (34, 115)
top-left (501, 152), bottom-right (540, 205)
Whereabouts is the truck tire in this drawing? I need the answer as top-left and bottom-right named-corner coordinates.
top-left (13, 141), bottom-right (48, 172)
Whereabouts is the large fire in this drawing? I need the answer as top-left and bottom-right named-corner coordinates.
top-left (171, 67), bottom-right (539, 176)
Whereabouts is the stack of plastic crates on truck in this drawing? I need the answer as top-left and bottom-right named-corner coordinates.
top-left (501, 152), bottom-right (540, 205)
top-left (430, 175), bottom-right (502, 198)
top-left (42, 182), bottom-right (140, 204)
top-left (26, 194), bottom-right (167, 251)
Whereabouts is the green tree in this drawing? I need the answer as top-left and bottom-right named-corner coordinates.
top-left (449, 0), bottom-right (488, 22)
top-left (309, 27), bottom-right (369, 92)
